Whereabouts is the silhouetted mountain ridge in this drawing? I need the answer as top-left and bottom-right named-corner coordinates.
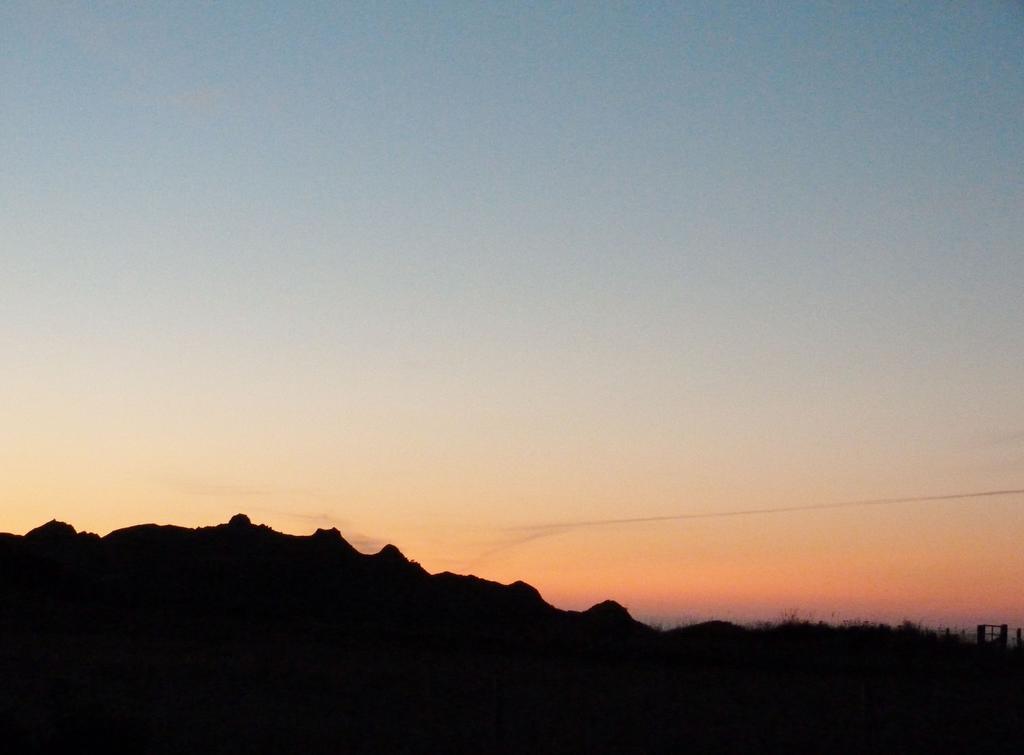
top-left (0, 514), bottom-right (646, 649)
top-left (3, 516), bottom-right (1021, 754)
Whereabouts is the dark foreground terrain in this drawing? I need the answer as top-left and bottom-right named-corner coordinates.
top-left (2, 516), bottom-right (1022, 753)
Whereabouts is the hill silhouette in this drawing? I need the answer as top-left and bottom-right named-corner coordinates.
top-left (2, 515), bottom-right (1023, 753)
top-left (0, 514), bottom-right (643, 650)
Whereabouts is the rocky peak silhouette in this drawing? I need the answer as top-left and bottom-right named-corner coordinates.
top-left (227, 513), bottom-right (252, 528)
top-left (374, 543), bottom-right (409, 563)
top-left (25, 519), bottom-right (78, 540)
top-left (0, 514), bottom-right (647, 649)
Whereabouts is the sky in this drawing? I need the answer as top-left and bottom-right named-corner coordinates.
top-left (2, 1), bottom-right (1023, 628)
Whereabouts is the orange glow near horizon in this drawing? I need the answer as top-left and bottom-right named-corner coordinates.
top-left (6, 478), bottom-right (1022, 630)
top-left (463, 503), bottom-right (1024, 628)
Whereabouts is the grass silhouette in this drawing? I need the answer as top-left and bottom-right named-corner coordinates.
top-left (2, 516), bottom-right (1021, 753)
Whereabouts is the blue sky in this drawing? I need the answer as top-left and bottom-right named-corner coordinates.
top-left (2, 2), bottom-right (1023, 623)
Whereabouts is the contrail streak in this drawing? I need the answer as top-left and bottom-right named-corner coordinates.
top-left (509, 488), bottom-right (1024, 533)
top-left (464, 487), bottom-right (1024, 568)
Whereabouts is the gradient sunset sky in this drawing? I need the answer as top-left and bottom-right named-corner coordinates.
top-left (3, 2), bottom-right (1023, 627)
